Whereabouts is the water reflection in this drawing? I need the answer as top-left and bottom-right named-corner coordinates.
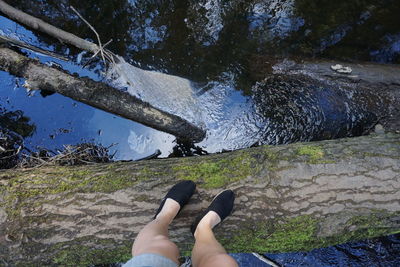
top-left (0, 14), bottom-right (177, 160)
top-left (87, 109), bottom-right (175, 159)
top-left (0, 0), bottom-right (399, 265)
top-left (1, 0), bottom-right (398, 156)
top-left (231, 234), bottom-right (400, 266)
top-left (0, 68), bottom-right (175, 160)
top-left (0, 106), bottom-right (36, 168)
top-left (0, 109), bottom-right (36, 138)
top-left (5, 0), bottom-right (400, 74)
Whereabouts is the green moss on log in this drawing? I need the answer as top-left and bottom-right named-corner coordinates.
top-left (0, 163), bottom-right (148, 218)
top-left (223, 212), bottom-right (400, 253)
top-left (172, 149), bottom-right (270, 188)
top-left (296, 144), bottom-right (335, 164)
top-left (50, 239), bottom-right (132, 266)
top-left (172, 155), bottom-right (252, 188)
top-left (224, 215), bottom-right (318, 252)
top-left (0, 147), bottom-right (270, 219)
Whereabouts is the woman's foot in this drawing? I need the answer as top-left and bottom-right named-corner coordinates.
top-left (191, 190), bottom-right (235, 236)
top-left (154, 180), bottom-right (196, 221)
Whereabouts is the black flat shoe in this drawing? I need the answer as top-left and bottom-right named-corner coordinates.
top-left (191, 189), bottom-right (235, 235)
top-left (154, 180), bottom-right (196, 219)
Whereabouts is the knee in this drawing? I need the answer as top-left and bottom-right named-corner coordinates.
top-left (154, 237), bottom-right (180, 257)
top-left (132, 235), bottom-right (179, 259)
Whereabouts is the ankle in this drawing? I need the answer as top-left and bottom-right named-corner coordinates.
top-left (193, 222), bottom-right (212, 239)
top-left (193, 211), bottom-right (221, 237)
top-left (155, 198), bottom-right (180, 223)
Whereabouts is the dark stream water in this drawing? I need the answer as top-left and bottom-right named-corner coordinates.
top-left (1, 0), bottom-right (400, 265)
top-left (234, 232), bottom-right (400, 266)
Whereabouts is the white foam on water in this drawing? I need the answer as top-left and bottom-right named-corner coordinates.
top-left (107, 59), bottom-right (265, 152)
top-left (107, 56), bottom-right (203, 125)
top-left (195, 73), bottom-right (265, 152)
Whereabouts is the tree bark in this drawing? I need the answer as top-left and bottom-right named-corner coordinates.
top-left (0, 47), bottom-right (205, 142)
top-left (0, 133), bottom-right (399, 266)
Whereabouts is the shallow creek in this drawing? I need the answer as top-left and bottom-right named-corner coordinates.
top-left (0, 0), bottom-right (399, 265)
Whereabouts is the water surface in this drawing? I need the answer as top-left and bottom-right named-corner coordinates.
top-left (0, 1), bottom-right (399, 265)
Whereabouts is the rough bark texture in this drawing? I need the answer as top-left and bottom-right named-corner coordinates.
top-left (0, 133), bottom-right (399, 266)
top-left (0, 47), bottom-right (205, 142)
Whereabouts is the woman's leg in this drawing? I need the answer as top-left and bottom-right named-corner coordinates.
top-left (131, 198), bottom-right (181, 264)
top-left (191, 211), bottom-right (238, 267)
top-left (130, 180), bottom-right (196, 265)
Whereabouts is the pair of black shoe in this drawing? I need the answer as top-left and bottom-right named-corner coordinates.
top-left (154, 180), bottom-right (235, 235)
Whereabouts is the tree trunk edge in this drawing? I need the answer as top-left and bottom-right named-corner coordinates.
top-left (10, 212), bottom-right (400, 267)
top-left (222, 212), bottom-right (400, 253)
top-left (0, 133), bottom-right (399, 266)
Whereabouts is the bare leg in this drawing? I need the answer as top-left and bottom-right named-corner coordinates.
top-left (192, 211), bottom-right (238, 267)
top-left (131, 198), bottom-right (181, 265)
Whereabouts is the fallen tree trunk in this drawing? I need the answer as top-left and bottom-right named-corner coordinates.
top-left (0, 47), bottom-right (205, 142)
top-left (0, 1), bottom-right (206, 142)
top-left (0, 133), bottom-right (399, 266)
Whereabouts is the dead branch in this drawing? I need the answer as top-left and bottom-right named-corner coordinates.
top-left (0, 0), bottom-right (114, 59)
top-left (0, 35), bottom-right (69, 61)
top-left (69, 6), bottom-right (110, 63)
top-left (0, 47), bottom-right (206, 142)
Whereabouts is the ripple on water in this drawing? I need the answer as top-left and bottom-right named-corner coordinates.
top-left (248, 0), bottom-right (305, 42)
top-left (186, 0), bottom-right (225, 46)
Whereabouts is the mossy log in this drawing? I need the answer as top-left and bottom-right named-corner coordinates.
top-left (0, 47), bottom-right (205, 142)
top-left (0, 133), bottom-right (399, 266)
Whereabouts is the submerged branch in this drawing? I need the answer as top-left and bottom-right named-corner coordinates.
top-left (0, 47), bottom-right (206, 142)
top-left (0, 0), bottom-right (100, 55)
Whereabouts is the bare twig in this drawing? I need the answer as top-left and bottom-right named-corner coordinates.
top-left (89, 39), bottom-right (113, 60)
top-left (17, 143), bottom-right (114, 168)
top-left (70, 6), bottom-right (106, 63)
top-left (83, 39), bottom-right (113, 67)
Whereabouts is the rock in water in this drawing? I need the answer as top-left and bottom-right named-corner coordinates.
top-left (251, 74), bottom-right (383, 145)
